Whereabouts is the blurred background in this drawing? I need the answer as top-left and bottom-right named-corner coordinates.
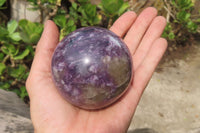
top-left (0, 0), bottom-right (200, 133)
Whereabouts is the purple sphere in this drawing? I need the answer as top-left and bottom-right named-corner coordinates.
top-left (51, 27), bottom-right (133, 109)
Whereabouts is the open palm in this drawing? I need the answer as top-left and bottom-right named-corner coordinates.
top-left (26, 7), bottom-right (167, 133)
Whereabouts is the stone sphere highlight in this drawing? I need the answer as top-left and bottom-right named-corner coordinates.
top-left (51, 27), bottom-right (133, 110)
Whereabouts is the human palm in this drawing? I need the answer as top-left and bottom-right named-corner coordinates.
top-left (26, 7), bottom-right (167, 133)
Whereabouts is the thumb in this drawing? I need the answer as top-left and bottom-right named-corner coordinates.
top-left (26, 20), bottom-right (59, 96)
top-left (31, 20), bottom-right (59, 74)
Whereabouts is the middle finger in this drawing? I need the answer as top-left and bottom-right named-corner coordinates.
top-left (124, 7), bottom-right (157, 54)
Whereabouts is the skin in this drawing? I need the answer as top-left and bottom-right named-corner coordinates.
top-left (26, 7), bottom-right (168, 133)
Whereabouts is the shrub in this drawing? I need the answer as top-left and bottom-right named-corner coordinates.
top-left (162, 0), bottom-right (199, 44)
top-left (0, 19), bottom-right (43, 101)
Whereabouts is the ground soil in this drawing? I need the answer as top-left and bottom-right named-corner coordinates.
top-left (128, 39), bottom-right (200, 133)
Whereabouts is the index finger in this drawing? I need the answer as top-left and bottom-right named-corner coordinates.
top-left (110, 11), bottom-right (137, 38)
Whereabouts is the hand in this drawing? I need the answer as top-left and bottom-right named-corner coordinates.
top-left (26, 7), bottom-right (167, 133)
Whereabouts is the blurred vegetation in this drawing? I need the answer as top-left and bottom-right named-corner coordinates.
top-left (162, 0), bottom-right (200, 44)
top-left (0, 0), bottom-right (199, 102)
top-left (28, 0), bottom-right (129, 39)
top-left (130, 0), bottom-right (200, 46)
top-left (0, 18), bottom-right (43, 101)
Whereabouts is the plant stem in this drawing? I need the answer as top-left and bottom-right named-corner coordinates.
top-left (10, 57), bottom-right (15, 67)
top-left (163, 0), bottom-right (175, 22)
top-left (37, 0), bottom-right (44, 23)
top-left (2, 55), bottom-right (9, 64)
top-left (11, 79), bottom-right (18, 86)
top-left (108, 17), bottom-right (113, 28)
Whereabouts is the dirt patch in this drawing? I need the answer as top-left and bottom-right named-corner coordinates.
top-left (129, 39), bottom-right (200, 133)
top-left (157, 39), bottom-right (200, 72)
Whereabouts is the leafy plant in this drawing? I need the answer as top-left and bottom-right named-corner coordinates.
top-left (162, 0), bottom-right (199, 43)
top-left (18, 19), bottom-right (43, 44)
top-left (0, 20), bottom-right (21, 43)
top-left (100, 0), bottom-right (129, 17)
top-left (162, 23), bottom-right (175, 40)
top-left (172, 0), bottom-right (198, 33)
top-left (53, 0), bottom-right (101, 39)
top-left (53, 15), bottom-right (76, 40)
top-left (28, 0), bottom-right (129, 39)
top-left (99, 0), bottom-right (129, 27)
top-left (0, 19), bottom-right (43, 100)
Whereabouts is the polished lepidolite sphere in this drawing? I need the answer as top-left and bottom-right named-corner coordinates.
top-left (51, 27), bottom-right (133, 110)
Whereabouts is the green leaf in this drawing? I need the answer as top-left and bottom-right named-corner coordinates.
top-left (48, 0), bottom-right (57, 4)
top-left (7, 44), bottom-right (16, 54)
top-left (177, 0), bottom-right (193, 10)
top-left (13, 47), bottom-right (19, 56)
top-left (0, 82), bottom-right (10, 90)
top-left (1, 44), bottom-right (16, 55)
top-left (80, 18), bottom-right (88, 26)
top-left (84, 4), bottom-right (97, 17)
top-left (19, 32), bottom-right (30, 44)
top-left (0, 26), bottom-right (8, 37)
top-left (187, 21), bottom-right (198, 33)
top-left (92, 15), bottom-right (101, 25)
top-left (1, 46), bottom-right (9, 55)
top-left (162, 32), bottom-right (168, 38)
top-left (78, 6), bottom-right (87, 18)
top-left (171, 0), bottom-right (177, 7)
top-left (0, 0), bottom-right (6, 7)
top-left (101, 0), bottom-right (123, 15)
top-left (14, 48), bottom-right (30, 60)
top-left (0, 53), bottom-right (4, 61)
top-left (118, 2), bottom-right (129, 15)
top-left (168, 32), bottom-right (175, 40)
top-left (177, 11), bottom-right (191, 22)
top-left (53, 15), bottom-right (67, 28)
top-left (59, 24), bottom-right (77, 40)
top-left (0, 63), bottom-right (6, 75)
top-left (98, 3), bottom-right (103, 11)
top-left (19, 19), bottom-right (43, 44)
top-left (23, 72), bottom-right (29, 80)
top-left (20, 86), bottom-right (28, 99)
top-left (72, 2), bottom-right (77, 10)
top-left (7, 20), bottom-right (18, 34)
top-left (69, 6), bottom-right (79, 21)
top-left (71, 25), bottom-right (76, 32)
top-left (12, 89), bottom-right (21, 96)
top-left (9, 32), bottom-right (21, 41)
top-left (29, 33), bottom-right (41, 44)
top-left (26, 45), bottom-right (34, 56)
top-left (18, 19), bottom-right (28, 27)
top-left (67, 19), bottom-right (75, 26)
top-left (8, 65), bottom-right (26, 78)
